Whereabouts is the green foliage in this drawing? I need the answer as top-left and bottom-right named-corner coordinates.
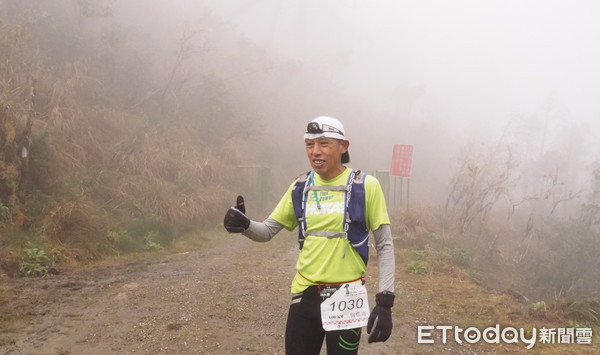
top-left (107, 230), bottom-right (143, 254)
top-left (19, 247), bottom-right (51, 276)
top-left (125, 218), bottom-right (175, 247)
top-left (531, 300), bottom-right (547, 313)
top-left (407, 261), bottom-right (429, 275)
top-left (144, 231), bottom-right (163, 252)
top-left (108, 223), bottom-right (168, 254)
top-left (49, 247), bottom-right (71, 264)
top-left (447, 248), bottom-right (470, 267)
top-left (0, 201), bottom-right (10, 221)
top-left (410, 250), bottom-right (426, 260)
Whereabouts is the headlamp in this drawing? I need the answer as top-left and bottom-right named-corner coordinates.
top-left (305, 122), bottom-right (344, 136)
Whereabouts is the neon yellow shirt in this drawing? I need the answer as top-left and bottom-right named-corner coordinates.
top-left (270, 167), bottom-right (390, 294)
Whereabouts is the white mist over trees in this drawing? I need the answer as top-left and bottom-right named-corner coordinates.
top-left (1, 0), bottom-right (599, 312)
top-left (174, 0), bottom-right (600, 301)
top-left (199, 0), bottom-right (600, 204)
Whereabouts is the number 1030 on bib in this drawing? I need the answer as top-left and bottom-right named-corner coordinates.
top-left (320, 281), bottom-right (370, 331)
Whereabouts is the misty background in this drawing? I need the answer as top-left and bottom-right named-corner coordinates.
top-left (133, 0), bottom-right (600, 203)
top-left (113, 0), bottom-right (600, 302)
top-left (1, 0), bottom-right (600, 312)
top-left (116, 0), bottom-right (600, 300)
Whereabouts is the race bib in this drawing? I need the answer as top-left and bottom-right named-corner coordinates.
top-left (320, 281), bottom-right (370, 331)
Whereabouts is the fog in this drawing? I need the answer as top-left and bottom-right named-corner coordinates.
top-left (118, 0), bottom-right (600, 204)
top-left (122, 0), bottom-right (600, 299)
top-left (206, 0), bottom-right (600, 131)
top-left (2, 0), bottom-right (599, 303)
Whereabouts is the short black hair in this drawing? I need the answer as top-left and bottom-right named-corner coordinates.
top-left (342, 151), bottom-right (350, 164)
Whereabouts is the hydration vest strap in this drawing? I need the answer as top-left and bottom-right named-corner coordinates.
top-left (306, 231), bottom-right (348, 239)
top-left (299, 172), bottom-right (312, 241)
top-left (351, 235), bottom-right (369, 248)
top-left (305, 185), bottom-right (348, 192)
top-left (342, 170), bottom-right (356, 233)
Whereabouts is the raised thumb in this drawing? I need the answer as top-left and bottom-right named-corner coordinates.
top-left (236, 195), bottom-right (246, 214)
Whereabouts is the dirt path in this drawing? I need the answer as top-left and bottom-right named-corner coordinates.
top-left (0, 231), bottom-right (596, 354)
top-left (1, 232), bottom-right (297, 355)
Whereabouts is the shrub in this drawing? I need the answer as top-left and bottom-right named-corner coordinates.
top-left (125, 218), bottom-right (175, 247)
top-left (48, 247), bottom-right (71, 264)
top-left (107, 230), bottom-right (144, 254)
top-left (448, 248), bottom-right (470, 267)
top-left (407, 261), bottom-right (429, 275)
top-left (410, 250), bottom-right (426, 260)
top-left (531, 300), bottom-right (547, 314)
top-left (108, 228), bottom-right (165, 253)
top-left (19, 247), bottom-right (51, 276)
top-left (144, 231), bottom-right (164, 252)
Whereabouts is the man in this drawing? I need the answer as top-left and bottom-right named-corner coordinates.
top-left (224, 116), bottom-right (395, 354)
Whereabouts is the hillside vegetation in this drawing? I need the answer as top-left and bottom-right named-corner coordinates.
top-left (0, 1), bottom-right (263, 267)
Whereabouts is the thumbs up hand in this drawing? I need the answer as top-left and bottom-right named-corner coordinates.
top-left (235, 195), bottom-right (245, 214)
top-left (224, 195), bottom-right (250, 233)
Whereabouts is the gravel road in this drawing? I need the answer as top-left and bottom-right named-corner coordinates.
top-left (0, 230), bottom-right (593, 354)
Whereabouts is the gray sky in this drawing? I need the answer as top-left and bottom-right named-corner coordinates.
top-left (203, 0), bottom-right (600, 134)
top-left (192, 0), bottom-right (600, 200)
top-left (132, 0), bottom-right (600, 201)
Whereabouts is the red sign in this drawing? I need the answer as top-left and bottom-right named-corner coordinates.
top-left (390, 144), bottom-right (413, 177)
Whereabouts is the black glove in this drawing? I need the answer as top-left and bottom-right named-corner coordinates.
top-left (224, 195), bottom-right (250, 233)
top-left (367, 291), bottom-right (395, 343)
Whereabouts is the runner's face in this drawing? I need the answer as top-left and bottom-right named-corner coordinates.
top-left (305, 137), bottom-right (348, 180)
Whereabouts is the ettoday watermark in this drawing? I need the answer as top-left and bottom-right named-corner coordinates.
top-left (417, 324), bottom-right (593, 349)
